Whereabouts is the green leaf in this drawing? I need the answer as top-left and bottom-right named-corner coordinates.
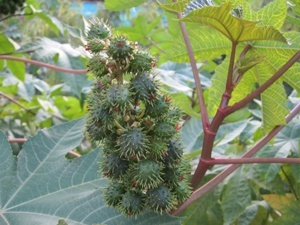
top-left (157, 0), bottom-right (189, 13)
top-left (237, 202), bottom-right (268, 225)
top-left (0, 118), bottom-right (183, 225)
top-left (178, 2), bottom-right (287, 43)
top-left (35, 11), bottom-right (64, 35)
top-left (221, 169), bottom-right (251, 225)
top-left (105, 0), bottom-right (146, 11)
top-left (275, 116), bottom-right (300, 154)
top-left (6, 58), bottom-right (26, 81)
top-left (0, 34), bottom-right (15, 54)
top-left (181, 117), bottom-right (203, 153)
top-left (256, 145), bottom-right (290, 183)
top-left (215, 120), bottom-right (249, 146)
top-left (170, 92), bottom-right (200, 118)
top-left (180, 188), bottom-right (223, 225)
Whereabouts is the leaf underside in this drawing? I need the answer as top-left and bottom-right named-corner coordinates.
top-left (0, 118), bottom-right (183, 225)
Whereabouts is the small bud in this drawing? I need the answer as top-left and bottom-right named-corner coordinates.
top-left (165, 96), bottom-right (171, 102)
top-left (132, 181), bottom-right (138, 187)
top-left (163, 151), bottom-right (168, 157)
top-left (85, 45), bottom-right (91, 51)
top-left (151, 61), bottom-right (156, 67)
top-left (113, 106), bottom-right (119, 112)
top-left (149, 94), bottom-right (156, 100)
top-left (175, 124), bottom-right (181, 130)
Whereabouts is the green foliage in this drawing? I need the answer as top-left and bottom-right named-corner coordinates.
top-left (1, 0), bottom-right (300, 224)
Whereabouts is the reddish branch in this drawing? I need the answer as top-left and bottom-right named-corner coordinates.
top-left (173, 101), bottom-right (300, 216)
top-left (201, 157), bottom-right (300, 164)
top-left (176, 12), bottom-right (210, 129)
top-left (0, 55), bottom-right (87, 74)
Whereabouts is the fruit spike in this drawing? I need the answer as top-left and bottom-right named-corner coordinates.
top-left (84, 20), bottom-right (191, 217)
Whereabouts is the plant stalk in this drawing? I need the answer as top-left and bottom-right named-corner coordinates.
top-left (0, 55), bottom-right (87, 74)
top-left (201, 157), bottom-right (300, 164)
top-left (225, 50), bottom-right (300, 115)
top-left (172, 101), bottom-right (300, 216)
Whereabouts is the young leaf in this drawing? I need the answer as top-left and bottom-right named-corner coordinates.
top-left (0, 118), bottom-right (183, 225)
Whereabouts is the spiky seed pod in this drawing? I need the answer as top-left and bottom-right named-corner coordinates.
top-left (147, 185), bottom-right (176, 213)
top-left (104, 181), bottom-right (126, 207)
top-left (163, 159), bottom-right (191, 187)
top-left (119, 191), bottom-right (145, 216)
top-left (131, 159), bottom-right (163, 189)
top-left (130, 72), bottom-right (158, 103)
top-left (107, 36), bottom-right (133, 60)
top-left (152, 121), bottom-right (176, 139)
top-left (128, 51), bottom-right (155, 74)
top-left (164, 139), bottom-right (184, 167)
top-left (87, 18), bottom-right (111, 40)
top-left (101, 152), bottom-right (129, 179)
top-left (88, 55), bottom-right (108, 78)
top-left (147, 138), bottom-right (168, 159)
top-left (105, 84), bottom-right (131, 112)
top-left (118, 127), bottom-right (149, 159)
top-left (172, 181), bottom-right (191, 203)
top-left (85, 20), bottom-right (191, 217)
top-left (87, 38), bottom-right (107, 53)
top-left (145, 95), bottom-right (170, 117)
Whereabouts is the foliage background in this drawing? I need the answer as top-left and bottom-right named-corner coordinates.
top-left (0, 0), bottom-right (300, 224)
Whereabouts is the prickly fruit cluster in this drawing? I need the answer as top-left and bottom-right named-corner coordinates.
top-left (0, 0), bottom-right (25, 15)
top-left (85, 19), bottom-right (191, 217)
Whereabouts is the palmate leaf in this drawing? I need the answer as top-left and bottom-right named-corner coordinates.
top-left (0, 118), bottom-right (183, 225)
top-left (104, 0), bottom-right (146, 11)
top-left (160, 1), bottom-right (287, 43)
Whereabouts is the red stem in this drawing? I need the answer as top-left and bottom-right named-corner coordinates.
top-left (201, 157), bottom-right (300, 164)
top-left (0, 55), bottom-right (87, 74)
top-left (176, 12), bottom-right (210, 129)
top-left (172, 101), bottom-right (300, 216)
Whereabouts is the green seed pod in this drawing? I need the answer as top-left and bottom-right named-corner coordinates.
top-left (105, 84), bottom-right (132, 112)
top-left (164, 139), bottom-right (184, 167)
top-left (118, 191), bottom-right (145, 216)
top-left (88, 54), bottom-right (108, 78)
top-left (118, 127), bottom-right (149, 159)
top-left (104, 181), bottom-right (126, 207)
top-left (147, 138), bottom-right (168, 159)
top-left (131, 159), bottom-right (163, 189)
top-left (172, 181), bottom-right (191, 203)
top-left (101, 152), bottom-right (129, 179)
top-left (145, 95), bottom-right (170, 117)
top-left (147, 185), bottom-right (176, 213)
top-left (130, 72), bottom-right (158, 103)
top-left (107, 36), bottom-right (133, 60)
top-left (87, 38), bottom-right (107, 53)
top-left (87, 18), bottom-right (111, 40)
top-left (128, 51), bottom-right (155, 74)
top-left (152, 121), bottom-right (176, 139)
